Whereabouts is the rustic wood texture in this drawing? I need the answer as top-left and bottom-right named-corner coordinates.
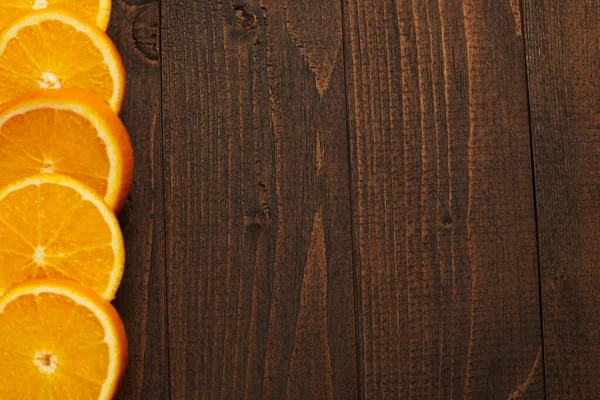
top-left (160, 0), bottom-right (357, 398)
top-left (342, 0), bottom-right (543, 398)
top-left (107, 1), bottom-right (169, 398)
top-left (104, 0), bottom-right (600, 397)
top-left (524, 0), bottom-right (600, 397)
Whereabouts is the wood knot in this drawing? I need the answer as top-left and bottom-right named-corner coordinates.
top-left (441, 212), bottom-right (453, 230)
top-left (133, 4), bottom-right (160, 61)
top-left (244, 203), bottom-right (271, 236)
top-left (235, 7), bottom-right (257, 32)
top-left (227, 4), bottom-right (258, 45)
top-left (560, 268), bottom-right (568, 280)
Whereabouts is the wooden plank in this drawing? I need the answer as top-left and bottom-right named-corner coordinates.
top-left (161, 0), bottom-right (357, 398)
top-left (524, 0), bottom-right (600, 397)
top-left (342, 0), bottom-right (544, 398)
top-left (107, 2), bottom-right (170, 398)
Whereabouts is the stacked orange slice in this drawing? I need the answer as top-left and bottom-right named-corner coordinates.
top-left (0, 89), bottom-right (133, 212)
top-left (0, 279), bottom-right (128, 399)
top-left (0, 0), bottom-right (112, 31)
top-left (0, 3), bottom-right (132, 399)
top-left (0, 174), bottom-right (126, 299)
top-left (0, 10), bottom-right (126, 111)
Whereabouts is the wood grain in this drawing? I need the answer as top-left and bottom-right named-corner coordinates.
top-left (108, 1), bottom-right (170, 398)
top-left (160, 0), bottom-right (357, 398)
top-left (342, 0), bottom-right (544, 398)
top-left (524, 0), bottom-right (600, 397)
top-left (105, 0), bottom-right (600, 396)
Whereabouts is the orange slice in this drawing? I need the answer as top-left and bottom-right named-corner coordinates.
top-left (0, 89), bottom-right (134, 212)
top-left (0, 10), bottom-right (126, 112)
top-left (0, 0), bottom-right (112, 31)
top-left (0, 174), bottom-right (125, 300)
top-left (0, 279), bottom-right (128, 400)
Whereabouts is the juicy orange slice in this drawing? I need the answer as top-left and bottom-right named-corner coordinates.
top-left (0, 174), bottom-right (125, 300)
top-left (0, 89), bottom-right (134, 212)
top-left (0, 279), bottom-right (128, 400)
top-left (0, 10), bottom-right (126, 112)
top-left (0, 0), bottom-right (112, 31)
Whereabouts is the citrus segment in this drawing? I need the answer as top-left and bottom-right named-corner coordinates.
top-left (0, 279), bottom-right (128, 400)
top-left (0, 89), bottom-right (134, 212)
top-left (0, 10), bottom-right (126, 112)
top-left (0, 0), bottom-right (112, 31)
top-left (0, 174), bottom-right (125, 300)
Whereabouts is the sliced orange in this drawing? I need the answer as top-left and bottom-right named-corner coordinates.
top-left (0, 10), bottom-right (126, 112)
top-left (0, 89), bottom-right (134, 212)
top-left (0, 279), bottom-right (128, 400)
top-left (0, 0), bottom-right (112, 31)
top-left (0, 174), bottom-right (125, 300)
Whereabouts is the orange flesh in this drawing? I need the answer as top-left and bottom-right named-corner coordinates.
top-left (0, 12), bottom-right (125, 111)
top-left (0, 0), bottom-right (111, 31)
top-left (0, 107), bottom-right (110, 198)
top-left (0, 292), bottom-right (110, 399)
top-left (0, 177), bottom-right (123, 299)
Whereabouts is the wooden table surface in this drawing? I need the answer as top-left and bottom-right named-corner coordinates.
top-left (108, 0), bottom-right (598, 398)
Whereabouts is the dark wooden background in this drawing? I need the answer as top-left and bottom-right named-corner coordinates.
top-left (107, 0), bottom-right (599, 398)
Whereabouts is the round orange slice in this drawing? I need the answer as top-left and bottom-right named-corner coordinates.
top-left (0, 89), bottom-right (134, 212)
top-left (0, 0), bottom-right (112, 31)
top-left (0, 10), bottom-right (126, 112)
top-left (0, 279), bottom-right (128, 400)
top-left (0, 174), bottom-right (125, 300)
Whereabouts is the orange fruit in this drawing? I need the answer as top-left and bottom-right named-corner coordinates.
top-left (0, 279), bottom-right (128, 400)
top-left (0, 89), bottom-right (134, 212)
top-left (0, 174), bottom-right (125, 300)
top-left (0, 10), bottom-right (126, 112)
top-left (0, 0), bottom-right (112, 31)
